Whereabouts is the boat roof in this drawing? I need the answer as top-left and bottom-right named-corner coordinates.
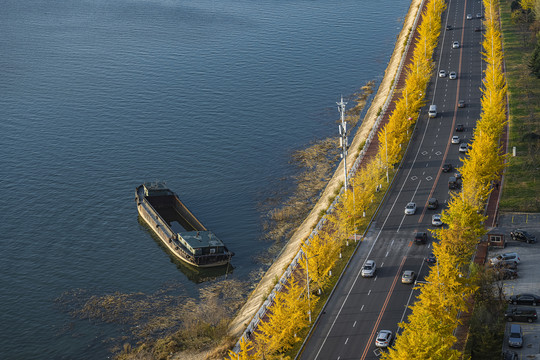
top-left (180, 231), bottom-right (225, 249)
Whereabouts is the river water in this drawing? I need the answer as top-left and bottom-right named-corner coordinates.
top-left (0, 0), bottom-right (410, 358)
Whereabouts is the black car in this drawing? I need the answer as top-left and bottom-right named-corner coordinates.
top-left (457, 100), bottom-right (465, 108)
top-left (510, 229), bottom-right (537, 243)
top-left (491, 268), bottom-right (518, 280)
top-left (425, 254), bottom-right (437, 264)
top-left (502, 350), bottom-right (518, 360)
top-left (446, 25), bottom-right (453, 30)
top-left (474, 26), bottom-right (482, 32)
top-left (442, 163), bottom-right (452, 172)
top-left (455, 124), bottom-right (465, 131)
top-left (505, 307), bottom-right (537, 323)
top-left (509, 293), bottom-right (540, 306)
top-left (414, 232), bottom-right (427, 244)
top-left (427, 197), bottom-right (438, 209)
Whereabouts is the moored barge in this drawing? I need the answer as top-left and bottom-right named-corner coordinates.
top-left (136, 182), bottom-right (233, 267)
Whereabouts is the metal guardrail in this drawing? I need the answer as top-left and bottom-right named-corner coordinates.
top-left (232, 0), bottom-right (427, 353)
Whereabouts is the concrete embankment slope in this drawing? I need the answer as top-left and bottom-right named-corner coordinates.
top-left (228, 0), bottom-right (424, 339)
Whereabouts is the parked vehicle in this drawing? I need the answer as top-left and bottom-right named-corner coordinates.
top-left (448, 176), bottom-right (459, 189)
top-left (361, 260), bottom-right (376, 278)
top-left (425, 254), bottom-right (437, 264)
top-left (428, 104), bottom-right (437, 118)
top-left (442, 163), bottom-right (453, 172)
top-left (508, 324), bottom-right (523, 348)
top-left (510, 229), bottom-right (537, 243)
top-left (505, 307), bottom-right (537, 323)
top-left (489, 253), bottom-right (520, 266)
top-left (375, 330), bottom-right (393, 348)
top-left (432, 214), bottom-right (443, 226)
top-left (401, 270), bottom-right (416, 284)
top-left (509, 293), bottom-right (540, 306)
top-left (502, 350), bottom-right (518, 360)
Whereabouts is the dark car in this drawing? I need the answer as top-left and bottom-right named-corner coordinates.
top-left (510, 229), bottom-right (537, 243)
top-left (427, 197), bottom-right (438, 209)
top-left (509, 293), bottom-right (540, 306)
top-left (502, 350), bottom-right (518, 360)
top-left (475, 26), bottom-right (482, 32)
top-left (491, 268), bottom-right (518, 280)
top-left (425, 254), bottom-right (437, 264)
top-left (446, 25), bottom-right (453, 30)
top-left (457, 100), bottom-right (466, 108)
top-left (455, 123), bottom-right (465, 131)
top-left (442, 163), bottom-right (453, 172)
top-left (505, 307), bottom-right (537, 323)
top-left (414, 232), bottom-right (427, 244)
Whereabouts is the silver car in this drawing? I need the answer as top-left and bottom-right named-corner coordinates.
top-left (375, 330), bottom-right (393, 347)
top-left (432, 214), bottom-right (443, 226)
top-left (361, 260), bottom-right (376, 277)
top-left (404, 202), bottom-right (417, 215)
top-left (402, 270), bottom-right (416, 284)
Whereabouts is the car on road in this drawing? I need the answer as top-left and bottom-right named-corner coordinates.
top-left (401, 270), bottom-right (416, 284)
top-left (466, 13), bottom-right (473, 20)
top-left (459, 143), bottom-right (468, 153)
top-left (375, 330), bottom-right (393, 348)
top-left (427, 197), bottom-right (438, 209)
top-left (449, 71), bottom-right (457, 79)
top-left (475, 26), bottom-right (482, 32)
top-left (489, 252), bottom-right (520, 266)
top-left (446, 25), bottom-right (453, 31)
top-left (405, 202), bottom-right (417, 215)
top-left (361, 260), bottom-right (376, 277)
top-left (505, 307), bottom-right (537, 323)
top-left (414, 232), bottom-right (428, 244)
top-left (442, 163), bottom-right (453, 172)
top-left (425, 254), bottom-right (437, 264)
top-left (509, 293), bottom-right (540, 306)
top-left (508, 324), bottom-right (523, 348)
top-left (455, 123), bottom-right (465, 131)
top-left (432, 214), bottom-right (443, 226)
top-left (439, 69), bottom-right (447, 77)
top-left (458, 100), bottom-right (465, 108)
top-left (510, 229), bottom-right (537, 243)
top-left (476, 13), bottom-right (483, 18)
top-left (452, 41), bottom-right (460, 48)
top-left (452, 135), bottom-right (460, 144)
top-left (448, 176), bottom-right (459, 189)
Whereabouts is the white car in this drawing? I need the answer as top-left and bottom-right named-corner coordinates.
top-left (361, 260), bottom-right (377, 277)
top-left (467, 13), bottom-right (473, 20)
top-left (453, 41), bottom-right (460, 49)
top-left (432, 214), bottom-right (443, 226)
top-left (452, 135), bottom-right (460, 144)
top-left (449, 71), bottom-right (457, 79)
top-left (375, 330), bottom-right (393, 348)
top-left (405, 202), bottom-right (417, 215)
top-left (439, 69), bottom-right (447, 77)
top-left (459, 142), bottom-right (468, 153)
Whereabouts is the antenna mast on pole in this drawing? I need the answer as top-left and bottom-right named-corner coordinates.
top-left (337, 95), bottom-right (348, 189)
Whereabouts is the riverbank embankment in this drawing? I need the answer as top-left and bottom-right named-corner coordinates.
top-left (227, 0), bottom-right (425, 340)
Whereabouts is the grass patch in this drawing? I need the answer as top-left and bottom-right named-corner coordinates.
top-left (498, 0), bottom-right (540, 212)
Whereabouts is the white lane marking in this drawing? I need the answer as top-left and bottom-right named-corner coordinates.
top-left (353, 321), bottom-right (357, 327)
top-left (345, 338), bottom-right (349, 345)
top-left (386, 251), bottom-right (389, 257)
top-left (368, 290), bottom-right (371, 296)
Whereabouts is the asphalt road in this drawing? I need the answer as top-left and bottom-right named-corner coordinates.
top-left (298, 0), bottom-right (486, 359)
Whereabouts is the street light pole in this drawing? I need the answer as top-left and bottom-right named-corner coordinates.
top-left (337, 96), bottom-right (348, 189)
top-left (304, 252), bottom-right (319, 323)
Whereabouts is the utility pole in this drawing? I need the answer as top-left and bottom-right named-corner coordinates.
top-left (337, 95), bottom-right (348, 189)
